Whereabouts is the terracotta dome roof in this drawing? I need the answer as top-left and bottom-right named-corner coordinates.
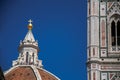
top-left (4, 65), bottom-right (59, 80)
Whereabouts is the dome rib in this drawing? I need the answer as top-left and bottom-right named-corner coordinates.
top-left (31, 66), bottom-right (42, 80)
top-left (40, 69), bottom-right (60, 80)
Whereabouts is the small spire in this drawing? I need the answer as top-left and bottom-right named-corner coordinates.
top-left (23, 19), bottom-right (35, 42)
top-left (28, 19), bottom-right (33, 30)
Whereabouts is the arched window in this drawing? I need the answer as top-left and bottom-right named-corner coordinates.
top-left (111, 20), bottom-right (120, 46)
top-left (111, 21), bottom-right (116, 46)
top-left (32, 53), bottom-right (35, 64)
top-left (117, 20), bottom-right (120, 46)
top-left (93, 48), bottom-right (95, 56)
top-left (26, 52), bottom-right (29, 64)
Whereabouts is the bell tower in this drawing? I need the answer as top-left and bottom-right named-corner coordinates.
top-left (87, 0), bottom-right (120, 80)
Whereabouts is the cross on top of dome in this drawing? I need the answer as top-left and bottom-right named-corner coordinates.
top-left (28, 19), bottom-right (33, 30)
top-left (28, 19), bottom-right (32, 24)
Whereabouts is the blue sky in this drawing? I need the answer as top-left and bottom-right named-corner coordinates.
top-left (0, 0), bottom-right (87, 80)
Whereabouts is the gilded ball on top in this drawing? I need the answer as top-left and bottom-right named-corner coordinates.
top-left (28, 23), bottom-right (33, 30)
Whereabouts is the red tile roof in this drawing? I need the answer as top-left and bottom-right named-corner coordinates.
top-left (5, 66), bottom-right (59, 80)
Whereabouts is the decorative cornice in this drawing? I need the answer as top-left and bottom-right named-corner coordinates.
top-left (18, 44), bottom-right (40, 52)
top-left (87, 60), bottom-right (120, 64)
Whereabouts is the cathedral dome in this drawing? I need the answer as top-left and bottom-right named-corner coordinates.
top-left (5, 65), bottom-right (59, 80)
top-left (4, 20), bottom-right (60, 80)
